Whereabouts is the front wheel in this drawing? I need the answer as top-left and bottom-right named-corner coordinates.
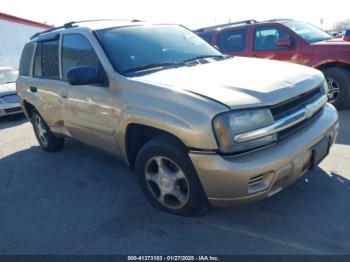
top-left (135, 136), bottom-right (208, 216)
top-left (32, 112), bottom-right (64, 152)
top-left (323, 67), bottom-right (350, 109)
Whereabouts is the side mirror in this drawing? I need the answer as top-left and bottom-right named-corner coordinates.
top-left (276, 38), bottom-right (292, 47)
top-left (66, 66), bottom-right (100, 85)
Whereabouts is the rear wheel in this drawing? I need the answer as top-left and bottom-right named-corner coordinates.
top-left (323, 67), bottom-right (350, 109)
top-left (135, 135), bottom-right (208, 216)
top-left (32, 112), bottom-right (64, 152)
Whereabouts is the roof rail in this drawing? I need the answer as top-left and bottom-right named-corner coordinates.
top-left (264, 18), bottom-right (294, 22)
top-left (30, 18), bottom-right (143, 40)
top-left (195, 19), bottom-right (257, 32)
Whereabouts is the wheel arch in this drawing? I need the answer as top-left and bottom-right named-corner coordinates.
top-left (124, 123), bottom-right (188, 170)
top-left (316, 61), bottom-right (350, 73)
top-left (22, 99), bottom-right (37, 119)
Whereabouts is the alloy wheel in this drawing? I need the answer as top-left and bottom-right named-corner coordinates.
top-left (144, 156), bottom-right (190, 209)
top-left (34, 114), bottom-right (48, 147)
top-left (326, 77), bottom-right (340, 103)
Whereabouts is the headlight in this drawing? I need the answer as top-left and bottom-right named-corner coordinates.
top-left (213, 109), bottom-right (276, 153)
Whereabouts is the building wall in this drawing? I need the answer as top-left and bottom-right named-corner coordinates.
top-left (0, 19), bottom-right (49, 69)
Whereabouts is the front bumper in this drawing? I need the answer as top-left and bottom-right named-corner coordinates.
top-left (0, 102), bottom-right (23, 117)
top-left (189, 104), bottom-right (339, 207)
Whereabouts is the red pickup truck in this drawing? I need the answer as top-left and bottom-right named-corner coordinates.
top-left (195, 19), bottom-right (350, 109)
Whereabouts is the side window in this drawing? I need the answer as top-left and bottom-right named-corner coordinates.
top-left (19, 42), bottom-right (35, 76)
top-left (62, 34), bottom-right (101, 80)
top-left (217, 29), bottom-right (247, 52)
top-left (33, 40), bottom-right (59, 78)
top-left (254, 27), bottom-right (292, 51)
top-left (197, 32), bottom-right (213, 44)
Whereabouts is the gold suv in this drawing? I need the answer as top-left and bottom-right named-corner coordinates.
top-left (17, 20), bottom-right (339, 216)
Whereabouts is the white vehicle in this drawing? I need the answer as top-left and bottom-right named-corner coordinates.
top-left (0, 67), bottom-right (22, 117)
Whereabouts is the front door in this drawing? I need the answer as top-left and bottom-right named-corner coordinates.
top-left (59, 33), bottom-right (118, 154)
top-left (252, 26), bottom-right (301, 64)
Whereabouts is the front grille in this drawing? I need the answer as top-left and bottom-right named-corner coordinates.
top-left (277, 108), bottom-right (323, 140)
top-left (271, 87), bottom-right (322, 120)
top-left (270, 86), bottom-right (324, 141)
top-left (4, 107), bottom-right (22, 113)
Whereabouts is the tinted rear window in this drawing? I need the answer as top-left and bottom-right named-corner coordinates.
top-left (218, 29), bottom-right (247, 52)
top-left (19, 42), bottom-right (35, 76)
top-left (33, 40), bottom-right (59, 78)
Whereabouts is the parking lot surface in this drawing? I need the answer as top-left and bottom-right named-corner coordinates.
top-left (0, 111), bottom-right (349, 255)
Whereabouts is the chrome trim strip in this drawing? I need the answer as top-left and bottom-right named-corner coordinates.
top-left (234, 95), bottom-right (328, 143)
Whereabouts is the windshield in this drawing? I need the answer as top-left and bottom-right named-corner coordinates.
top-left (0, 69), bottom-right (18, 84)
top-left (283, 21), bottom-right (333, 43)
top-left (96, 25), bottom-right (223, 75)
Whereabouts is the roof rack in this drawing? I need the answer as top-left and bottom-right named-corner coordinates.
top-left (195, 19), bottom-right (257, 32)
top-left (264, 18), bottom-right (294, 22)
top-left (30, 18), bottom-right (143, 40)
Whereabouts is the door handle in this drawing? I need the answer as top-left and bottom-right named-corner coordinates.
top-left (60, 91), bottom-right (69, 99)
top-left (29, 86), bottom-right (37, 93)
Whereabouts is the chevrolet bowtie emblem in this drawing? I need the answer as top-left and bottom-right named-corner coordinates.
top-left (305, 103), bottom-right (318, 119)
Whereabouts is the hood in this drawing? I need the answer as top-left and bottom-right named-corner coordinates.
top-left (311, 38), bottom-right (350, 49)
top-left (134, 57), bottom-right (324, 109)
top-left (0, 82), bottom-right (16, 97)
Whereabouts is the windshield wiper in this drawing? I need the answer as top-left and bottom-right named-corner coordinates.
top-left (123, 62), bottom-right (186, 74)
top-left (183, 54), bottom-right (228, 63)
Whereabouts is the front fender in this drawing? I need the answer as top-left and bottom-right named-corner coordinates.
top-left (308, 51), bottom-right (350, 69)
top-left (116, 106), bottom-right (218, 161)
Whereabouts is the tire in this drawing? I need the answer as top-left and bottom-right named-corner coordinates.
top-left (323, 67), bottom-right (350, 110)
top-left (135, 135), bottom-right (209, 216)
top-left (32, 112), bottom-right (64, 152)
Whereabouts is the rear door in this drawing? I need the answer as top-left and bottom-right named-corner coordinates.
top-left (252, 25), bottom-right (300, 63)
top-left (29, 36), bottom-right (64, 134)
top-left (216, 28), bottom-right (249, 57)
top-left (59, 33), bottom-right (118, 153)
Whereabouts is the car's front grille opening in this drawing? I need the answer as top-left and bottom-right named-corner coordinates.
top-left (270, 86), bottom-right (322, 121)
top-left (248, 174), bottom-right (264, 186)
top-left (277, 107), bottom-right (323, 140)
top-left (269, 85), bottom-right (325, 141)
top-left (4, 107), bottom-right (22, 113)
top-left (248, 173), bottom-right (269, 193)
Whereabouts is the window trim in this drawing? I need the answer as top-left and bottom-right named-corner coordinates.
top-left (32, 38), bottom-right (61, 80)
top-left (217, 28), bottom-right (248, 53)
top-left (253, 26), bottom-right (295, 52)
top-left (60, 33), bottom-right (108, 87)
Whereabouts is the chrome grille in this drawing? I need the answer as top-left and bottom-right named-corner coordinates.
top-left (270, 86), bottom-right (324, 140)
top-left (234, 84), bottom-right (327, 145)
top-left (270, 87), bottom-right (322, 120)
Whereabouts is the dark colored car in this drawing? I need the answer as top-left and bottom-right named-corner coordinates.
top-left (195, 19), bottom-right (350, 109)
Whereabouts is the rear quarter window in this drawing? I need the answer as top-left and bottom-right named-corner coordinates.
top-left (19, 42), bottom-right (35, 76)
